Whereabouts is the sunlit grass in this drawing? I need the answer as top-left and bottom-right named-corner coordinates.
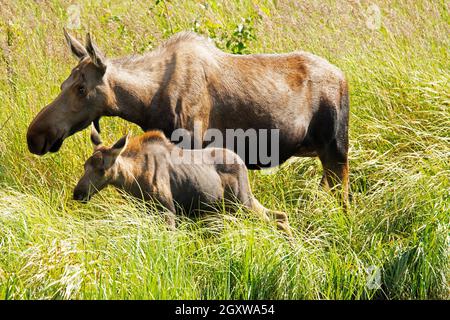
top-left (0, 0), bottom-right (448, 299)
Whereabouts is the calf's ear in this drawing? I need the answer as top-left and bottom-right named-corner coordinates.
top-left (111, 134), bottom-right (129, 155)
top-left (90, 123), bottom-right (102, 151)
top-left (64, 29), bottom-right (88, 60)
top-left (103, 134), bottom-right (129, 168)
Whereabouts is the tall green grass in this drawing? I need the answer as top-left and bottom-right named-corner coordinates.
top-left (0, 0), bottom-right (448, 299)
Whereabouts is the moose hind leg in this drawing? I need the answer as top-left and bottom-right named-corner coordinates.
top-left (319, 140), bottom-right (349, 207)
top-left (233, 165), bottom-right (292, 236)
top-left (248, 197), bottom-right (292, 237)
top-left (314, 90), bottom-right (350, 208)
top-left (268, 208), bottom-right (292, 237)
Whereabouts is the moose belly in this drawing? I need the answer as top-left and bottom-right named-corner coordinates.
top-left (169, 164), bottom-right (224, 215)
top-left (202, 121), bottom-right (309, 169)
top-left (205, 92), bottom-right (312, 168)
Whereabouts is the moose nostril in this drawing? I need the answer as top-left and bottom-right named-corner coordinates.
top-left (26, 133), bottom-right (46, 155)
top-left (73, 191), bottom-right (85, 201)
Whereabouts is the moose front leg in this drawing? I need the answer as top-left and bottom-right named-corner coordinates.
top-left (151, 192), bottom-right (177, 230)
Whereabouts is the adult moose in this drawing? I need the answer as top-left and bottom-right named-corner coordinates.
top-left (27, 31), bottom-right (349, 204)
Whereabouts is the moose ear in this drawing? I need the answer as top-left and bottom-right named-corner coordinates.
top-left (85, 33), bottom-right (107, 74)
top-left (103, 134), bottom-right (129, 168)
top-left (63, 29), bottom-right (88, 60)
top-left (111, 134), bottom-right (129, 156)
top-left (90, 122), bottom-right (102, 151)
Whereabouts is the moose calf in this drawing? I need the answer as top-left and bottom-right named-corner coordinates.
top-left (73, 125), bottom-right (292, 236)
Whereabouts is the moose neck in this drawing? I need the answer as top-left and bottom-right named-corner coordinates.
top-left (111, 157), bottom-right (139, 191)
top-left (107, 63), bottom-right (160, 131)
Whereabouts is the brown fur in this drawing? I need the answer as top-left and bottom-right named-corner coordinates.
top-left (28, 31), bottom-right (349, 205)
top-left (125, 130), bottom-right (169, 152)
top-left (74, 128), bottom-right (292, 236)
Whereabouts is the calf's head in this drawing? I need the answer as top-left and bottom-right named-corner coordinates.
top-left (27, 30), bottom-right (114, 155)
top-left (73, 124), bottom-right (128, 202)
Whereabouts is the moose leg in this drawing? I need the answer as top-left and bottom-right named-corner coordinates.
top-left (240, 189), bottom-right (292, 237)
top-left (307, 83), bottom-right (349, 208)
top-left (318, 141), bottom-right (349, 208)
top-left (228, 165), bottom-right (293, 236)
top-left (153, 193), bottom-right (177, 230)
top-left (249, 198), bottom-right (293, 237)
top-left (163, 211), bottom-right (177, 230)
top-left (319, 80), bottom-right (350, 208)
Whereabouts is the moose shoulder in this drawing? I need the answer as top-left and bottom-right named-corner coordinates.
top-left (27, 31), bottom-right (349, 202)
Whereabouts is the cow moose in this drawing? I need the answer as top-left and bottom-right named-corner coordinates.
top-left (27, 30), bottom-right (349, 204)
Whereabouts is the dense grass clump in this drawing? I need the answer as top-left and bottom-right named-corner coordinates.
top-left (0, 1), bottom-right (448, 299)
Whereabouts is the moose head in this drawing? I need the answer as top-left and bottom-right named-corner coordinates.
top-left (26, 30), bottom-right (115, 155)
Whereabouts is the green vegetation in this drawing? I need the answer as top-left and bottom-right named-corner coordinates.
top-left (0, 0), bottom-right (448, 299)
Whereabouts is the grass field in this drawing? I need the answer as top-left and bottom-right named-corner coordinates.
top-left (0, 0), bottom-right (448, 299)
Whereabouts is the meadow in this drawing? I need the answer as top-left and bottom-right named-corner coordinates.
top-left (0, 0), bottom-right (448, 299)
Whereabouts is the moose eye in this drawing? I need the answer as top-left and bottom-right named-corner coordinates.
top-left (78, 86), bottom-right (86, 96)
